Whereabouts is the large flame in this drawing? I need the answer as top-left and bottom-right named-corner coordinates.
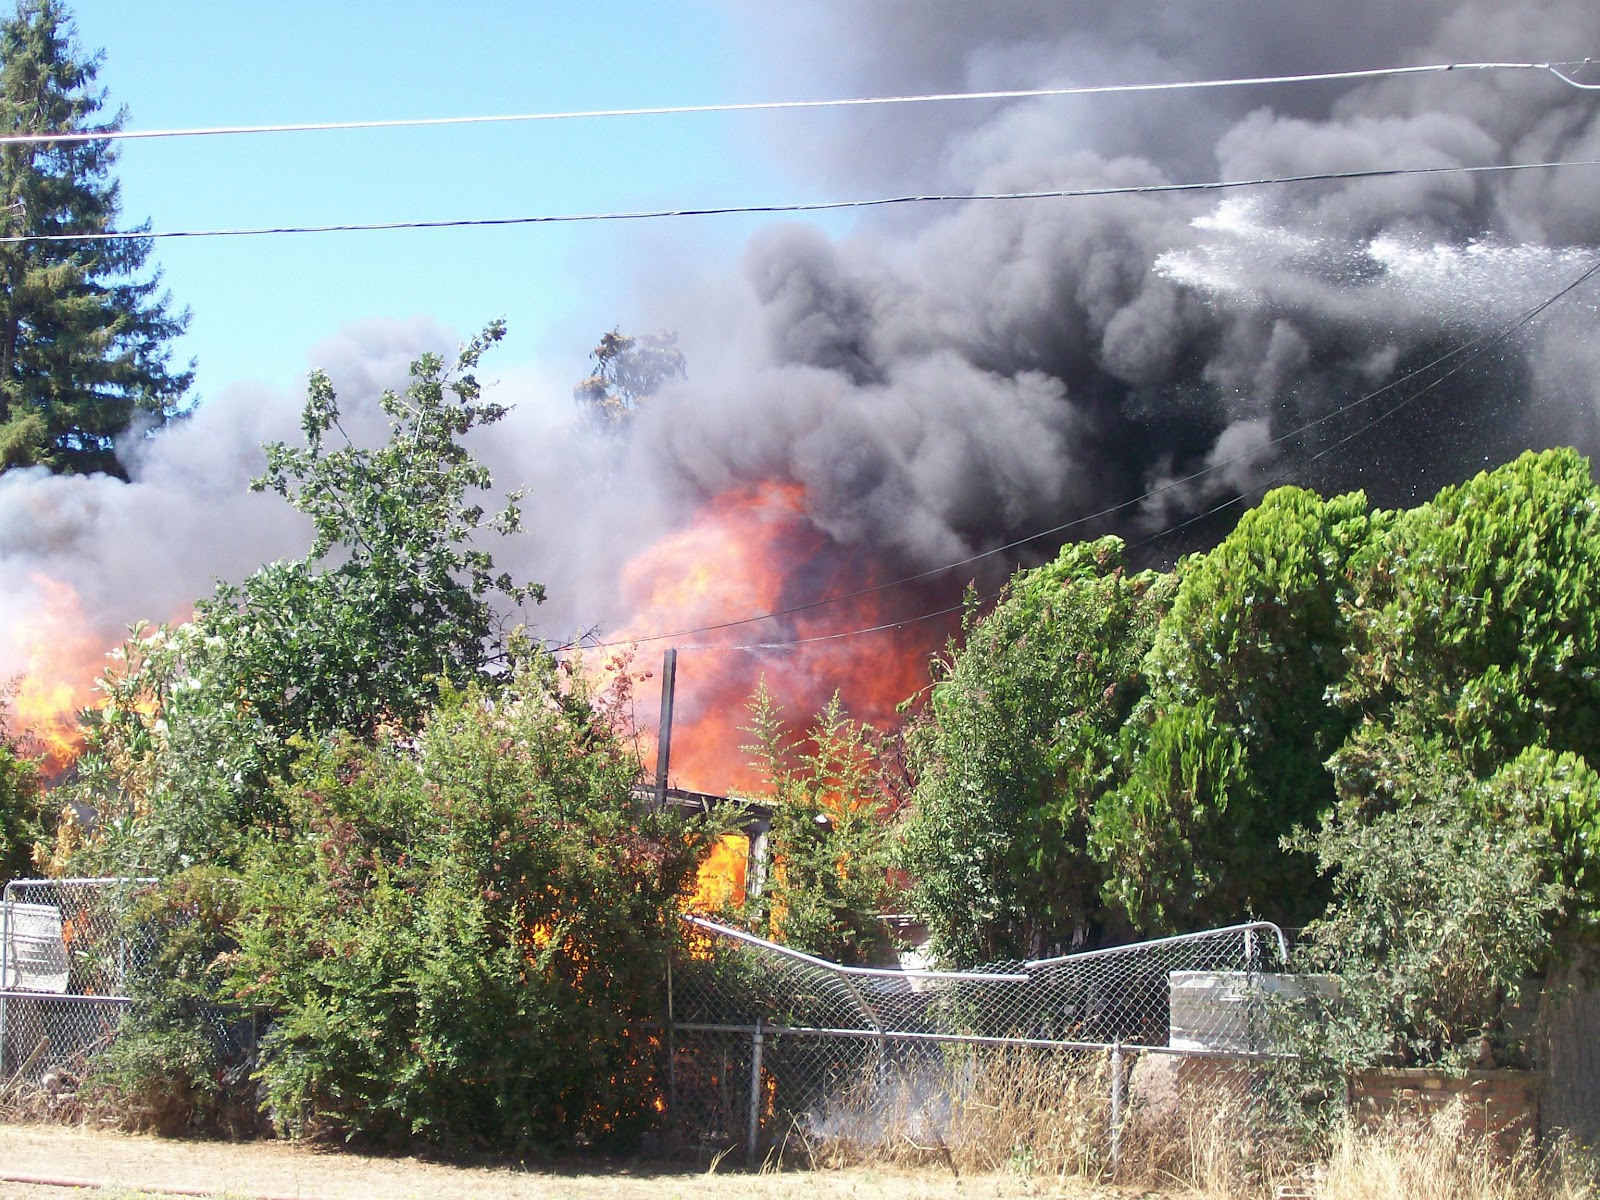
top-left (688, 834), bottom-right (749, 911)
top-left (3, 573), bottom-right (102, 776)
top-left (616, 480), bottom-right (954, 796)
top-left (613, 481), bottom-right (955, 912)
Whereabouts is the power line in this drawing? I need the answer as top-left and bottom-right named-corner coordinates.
top-left (4, 157), bottom-right (1598, 244)
top-left (676, 598), bottom-right (975, 653)
top-left (0, 59), bottom-right (1591, 146)
top-left (576, 250), bottom-right (1600, 655)
top-left (1121, 251), bottom-right (1600, 558)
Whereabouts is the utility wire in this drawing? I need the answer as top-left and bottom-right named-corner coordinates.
top-left (579, 250), bottom-right (1600, 654)
top-left (1120, 251), bottom-right (1600, 559)
top-left (0, 59), bottom-right (1592, 145)
top-left (676, 597), bottom-right (975, 653)
top-left (4, 157), bottom-right (1599, 244)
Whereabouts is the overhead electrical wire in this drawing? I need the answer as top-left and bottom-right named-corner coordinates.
top-left (0, 45), bottom-right (1583, 653)
top-left (3, 157), bottom-right (1599, 245)
top-left (1117, 251), bottom-right (1600, 558)
top-left (581, 250), bottom-right (1600, 655)
top-left (674, 597), bottom-right (975, 653)
top-left (0, 58), bottom-right (1592, 146)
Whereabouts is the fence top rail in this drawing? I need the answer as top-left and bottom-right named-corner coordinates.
top-left (1022, 920), bottom-right (1290, 969)
top-left (681, 914), bottom-right (1031, 982)
top-left (0, 990), bottom-right (132, 1003)
top-left (4, 877), bottom-right (159, 890)
top-left (670, 1021), bottom-right (1297, 1060)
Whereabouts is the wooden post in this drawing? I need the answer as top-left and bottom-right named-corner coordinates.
top-left (654, 648), bottom-right (677, 811)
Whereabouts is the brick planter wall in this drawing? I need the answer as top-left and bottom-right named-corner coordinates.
top-left (1348, 1068), bottom-right (1542, 1160)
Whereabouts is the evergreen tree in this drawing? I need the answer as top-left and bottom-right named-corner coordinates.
top-left (0, 0), bottom-right (190, 477)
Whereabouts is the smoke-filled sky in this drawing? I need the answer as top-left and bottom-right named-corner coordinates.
top-left (3, 0), bottom-right (1600, 728)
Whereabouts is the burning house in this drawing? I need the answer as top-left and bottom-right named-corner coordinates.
top-left (2, 0), bottom-right (1598, 834)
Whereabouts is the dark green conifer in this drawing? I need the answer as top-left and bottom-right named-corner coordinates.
top-left (0, 0), bottom-right (190, 477)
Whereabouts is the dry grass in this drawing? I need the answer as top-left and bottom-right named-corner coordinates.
top-left (7, 1047), bottom-right (1597, 1200)
top-left (768, 1049), bottom-right (1600, 1200)
top-left (780, 1046), bottom-right (1107, 1177)
top-left (773, 1047), bottom-right (1294, 1197)
top-left (1117, 1064), bottom-right (1293, 1199)
top-left (0, 1048), bottom-right (87, 1126)
top-left (1321, 1109), bottom-right (1598, 1200)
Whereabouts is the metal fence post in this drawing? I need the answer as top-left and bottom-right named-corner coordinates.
top-left (0, 882), bottom-right (10, 1073)
top-left (665, 955), bottom-right (677, 1118)
top-left (747, 1017), bottom-right (765, 1166)
top-left (1108, 1042), bottom-right (1126, 1177)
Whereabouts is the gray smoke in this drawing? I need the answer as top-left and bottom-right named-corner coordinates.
top-left (3, 0), bottom-right (1599, 689)
top-left (0, 321), bottom-right (453, 673)
top-left (636, 0), bottom-right (1600, 564)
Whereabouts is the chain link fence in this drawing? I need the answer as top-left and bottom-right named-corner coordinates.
top-left (0, 876), bottom-right (258, 1114)
top-left (667, 915), bottom-right (1299, 1168)
top-left (1, 875), bottom-right (1301, 1171)
top-left (0, 878), bottom-right (154, 1093)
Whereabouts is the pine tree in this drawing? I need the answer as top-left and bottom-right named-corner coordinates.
top-left (0, 0), bottom-right (190, 477)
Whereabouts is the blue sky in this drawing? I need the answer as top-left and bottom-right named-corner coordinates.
top-left (67, 1), bottom-right (811, 400)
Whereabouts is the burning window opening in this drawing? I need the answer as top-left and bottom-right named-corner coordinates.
top-left (640, 785), bottom-right (773, 911)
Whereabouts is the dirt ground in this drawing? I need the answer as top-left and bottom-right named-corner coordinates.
top-left (0, 1123), bottom-right (1128, 1200)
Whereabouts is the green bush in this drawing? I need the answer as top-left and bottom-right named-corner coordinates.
top-left (82, 868), bottom-right (262, 1137)
top-left (0, 702), bottom-right (43, 880)
top-left (228, 658), bottom-right (713, 1152)
top-left (1095, 486), bottom-right (1376, 933)
top-left (901, 540), bottom-right (1172, 964)
top-left (1288, 795), bottom-right (1564, 1074)
top-left (1273, 758), bottom-right (1572, 1132)
top-left (742, 684), bottom-right (895, 965)
top-left (54, 323), bottom-right (540, 879)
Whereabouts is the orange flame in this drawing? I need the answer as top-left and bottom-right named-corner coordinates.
top-left (614, 481), bottom-right (955, 917)
top-left (688, 833), bottom-right (749, 911)
top-left (4, 573), bottom-right (103, 776)
top-left (615, 480), bottom-right (954, 796)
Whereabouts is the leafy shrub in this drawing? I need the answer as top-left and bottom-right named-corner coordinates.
top-left (1270, 753), bottom-right (1572, 1136)
top-left (82, 868), bottom-right (262, 1137)
top-left (54, 323), bottom-right (540, 879)
top-left (1096, 486), bottom-right (1375, 933)
top-left (902, 539), bottom-right (1172, 965)
top-left (742, 684), bottom-right (895, 965)
top-left (0, 701), bottom-right (43, 880)
top-left (51, 623), bottom-right (285, 877)
top-left (229, 658), bottom-right (712, 1152)
top-left (1334, 448), bottom-right (1600, 778)
top-left (1272, 731), bottom-right (1600, 1136)
top-left (1288, 795), bottom-right (1564, 1075)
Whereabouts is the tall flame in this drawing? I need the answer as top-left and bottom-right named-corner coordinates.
top-left (3, 573), bottom-right (102, 776)
top-left (688, 834), bottom-right (749, 911)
